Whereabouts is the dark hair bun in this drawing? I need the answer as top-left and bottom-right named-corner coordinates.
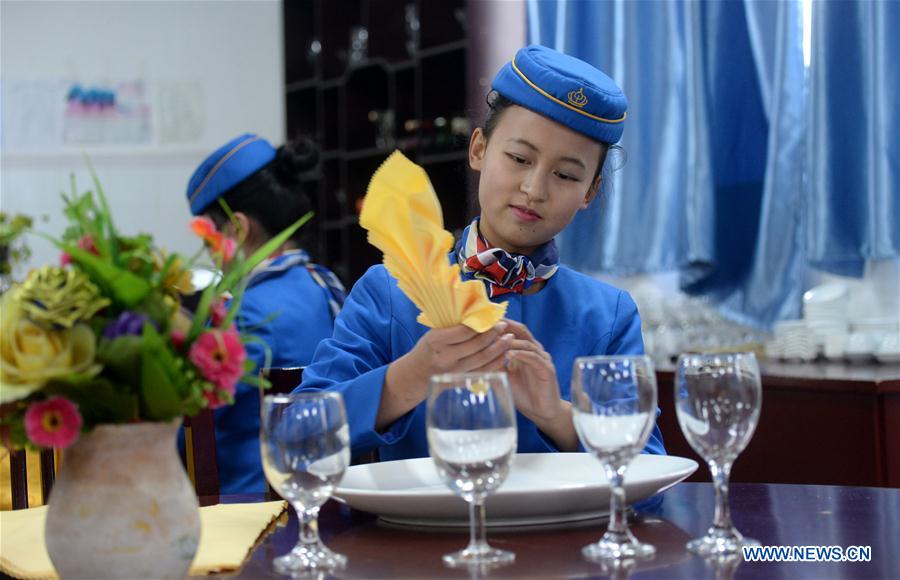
top-left (272, 138), bottom-right (319, 184)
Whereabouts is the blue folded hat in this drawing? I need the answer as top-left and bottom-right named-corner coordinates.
top-left (491, 45), bottom-right (627, 144)
top-left (186, 133), bottom-right (277, 215)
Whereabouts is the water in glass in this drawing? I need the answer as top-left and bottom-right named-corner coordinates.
top-left (675, 352), bottom-right (762, 556)
top-left (260, 392), bottom-right (350, 574)
top-left (427, 372), bottom-right (517, 568)
top-left (571, 355), bottom-right (658, 563)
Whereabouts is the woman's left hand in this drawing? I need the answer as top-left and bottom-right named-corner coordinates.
top-left (501, 320), bottom-right (578, 451)
top-left (501, 320), bottom-right (567, 426)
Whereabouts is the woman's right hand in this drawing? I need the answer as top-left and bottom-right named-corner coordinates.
top-left (378, 322), bottom-right (512, 429)
top-left (408, 321), bottom-right (512, 379)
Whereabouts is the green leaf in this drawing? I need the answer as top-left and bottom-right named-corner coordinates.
top-left (62, 177), bottom-right (110, 258)
top-left (218, 198), bottom-right (243, 238)
top-left (187, 212), bottom-right (312, 340)
top-left (140, 323), bottom-right (184, 420)
top-left (186, 282), bottom-right (218, 342)
top-left (238, 374), bottom-right (270, 389)
top-left (234, 310), bottom-right (280, 333)
top-left (221, 283), bottom-right (244, 328)
top-left (85, 159), bottom-right (120, 263)
top-left (217, 211), bottom-right (313, 293)
top-left (156, 252), bottom-right (178, 288)
top-left (97, 336), bottom-right (144, 385)
top-left (241, 333), bottom-right (273, 371)
top-left (42, 378), bottom-right (137, 427)
top-left (0, 415), bottom-right (31, 450)
top-left (140, 292), bottom-right (175, 332)
top-left (57, 242), bottom-right (151, 307)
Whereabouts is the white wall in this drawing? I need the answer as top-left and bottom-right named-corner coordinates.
top-left (1, 0), bottom-right (284, 268)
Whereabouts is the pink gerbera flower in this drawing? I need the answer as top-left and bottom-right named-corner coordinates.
top-left (188, 328), bottom-right (246, 392)
top-left (24, 397), bottom-right (83, 449)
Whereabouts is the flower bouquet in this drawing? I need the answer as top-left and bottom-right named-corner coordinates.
top-left (0, 170), bottom-right (309, 451)
top-left (0, 168), bottom-right (310, 579)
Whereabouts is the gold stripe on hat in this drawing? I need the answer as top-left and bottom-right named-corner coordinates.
top-left (511, 58), bottom-right (626, 124)
top-left (189, 135), bottom-right (264, 204)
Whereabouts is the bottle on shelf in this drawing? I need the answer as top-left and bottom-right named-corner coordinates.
top-left (349, 27), bottom-right (369, 67)
top-left (367, 109), bottom-right (395, 150)
top-left (398, 118), bottom-right (420, 151)
top-left (404, 4), bottom-right (420, 57)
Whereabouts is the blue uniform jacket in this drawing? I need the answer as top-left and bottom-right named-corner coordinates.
top-left (203, 256), bottom-right (337, 493)
top-left (300, 264), bottom-right (666, 460)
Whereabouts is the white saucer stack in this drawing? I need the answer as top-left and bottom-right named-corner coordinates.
top-left (803, 283), bottom-right (850, 360)
top-left (849, 317), bottom-right (900, 363)
top-left (876, 329), bottom-right (900, 363)
top-left (770, 320), bottom-right (816, 361)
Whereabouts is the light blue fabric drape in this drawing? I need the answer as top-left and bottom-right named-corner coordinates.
top-left (529, 0), bottom-right (716, 276)
top-left (721, 0), bottom-right (807, 325)
top-left (527, 0), bottom-right (807, 328)
top-left (806, 0), bottom-right (900, 277)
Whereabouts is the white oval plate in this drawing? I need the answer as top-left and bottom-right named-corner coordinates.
top-left (333, 453), bottom-right (697, 527)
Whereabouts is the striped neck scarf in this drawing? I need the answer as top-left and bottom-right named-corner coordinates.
top-left (454, 218), bottom-right (559, 298)
top-left (246, 249), bottom-right (346, 319)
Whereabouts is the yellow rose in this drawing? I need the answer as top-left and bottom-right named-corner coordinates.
top-left (0, 290), bottom-right (101, 403)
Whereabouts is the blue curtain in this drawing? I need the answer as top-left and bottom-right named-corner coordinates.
top-left (529, 0), bottom-right (718, 276)
top-left (527, 0), bottom-right (895, 328)
top-left (806, 0), bottom-right (900, 277)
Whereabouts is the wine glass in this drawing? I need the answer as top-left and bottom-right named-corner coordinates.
top-left (260, 392), bottom-right (350, 574)
top-left (426, 372), bottom-right (517, 568)
top-left (571, 355), bottom-right (658, 562)
top-left (675, 352), bottom-right (762, 556)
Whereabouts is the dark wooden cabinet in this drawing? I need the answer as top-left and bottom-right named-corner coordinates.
top-left (656, 361), bottom-right (900, 487)
top-left (283, 0), bottom-right (471, 286)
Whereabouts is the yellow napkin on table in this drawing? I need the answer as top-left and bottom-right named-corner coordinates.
top-left (360, 151), bottom-right (506, 332)
top-left (0, 501), bottom-right (286, 578)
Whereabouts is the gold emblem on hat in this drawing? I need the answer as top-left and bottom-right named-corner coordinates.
top-left (567, 87), bottom-right (589, 108)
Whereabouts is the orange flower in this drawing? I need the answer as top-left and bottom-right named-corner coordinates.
top-left (190, 217), bottom-right (236, 263)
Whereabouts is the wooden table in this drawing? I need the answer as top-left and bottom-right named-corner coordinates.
top-left (221, 482), bottom-right (899, 579)
top-left (655, 361), bottom-right (900, 487)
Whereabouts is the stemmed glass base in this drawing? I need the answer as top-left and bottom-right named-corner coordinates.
top-left (443, 544), bottom-right (515, 568)
top-left (583, 529), bottom-right (656, 562)
top-left (687, 526), bottom-right (759, 557)
top-left (273, 542), bottom-right (347, 575)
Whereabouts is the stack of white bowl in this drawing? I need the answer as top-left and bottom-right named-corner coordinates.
top-left (770, 320), bottom-right (816, 361)
top-left (876, 329), bottom-right (900, 363)
top-left (803, 283), bottom-right (850, 360)
top-left (848, 317), bottom-right (900, 363)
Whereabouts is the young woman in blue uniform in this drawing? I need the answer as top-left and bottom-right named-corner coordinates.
top-left (301, 45), bottom-right (665, 460)
top-left (185, 134), bottom-right (345, 493)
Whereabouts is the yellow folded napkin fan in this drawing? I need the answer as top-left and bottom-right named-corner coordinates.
top-left (360, 151), bottom-right (506, 332)
top-left (0, 501), bottom-right (286, 578)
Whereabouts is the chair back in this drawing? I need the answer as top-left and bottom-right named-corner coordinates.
top-left (258, 367), bottom-right (304, 499)
top-left (182, 409), bottom-right (220, 499)
top-left (181, 365), bottom-right (379, 501)
top-left (182, 366), bottom-right (305, 501)
top-left (261, 366), bottom-right (304, 395)
top-left (4, 448), bottom-right (57, 510)
top-left (5, 419), bottom-right (217, 507)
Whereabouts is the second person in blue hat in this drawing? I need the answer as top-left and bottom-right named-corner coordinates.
top-left (184, 134), bottom-right (346, 494)
top-left (300, 45), bottom-right (665, 459)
